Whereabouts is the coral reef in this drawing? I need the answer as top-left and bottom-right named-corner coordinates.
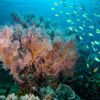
top-left (0, 25), bottom-right (78, 90)
top-left (0, 12), bottom-right (78, 95)
top-left (1, 12), bottom-right (99, 99)
top-left (0, 12), bottom-right (100, 100)
top-left (0, 84), bottom-right (80, 100)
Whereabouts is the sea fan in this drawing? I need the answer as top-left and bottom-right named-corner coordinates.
top-left (34, 41), bottom-right (78, 77)
top-left (0, 26), bottom-right (16, 65)
top-left (0, 25), bottom-right (78, 84)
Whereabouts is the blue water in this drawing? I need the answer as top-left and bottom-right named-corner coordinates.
top-left (0, 0), bottom-right (99, 27)
top-left (1, 0), bottom-right (99, 53)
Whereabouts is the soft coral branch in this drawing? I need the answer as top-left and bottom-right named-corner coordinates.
top-left (0, 25), bottom-right (78, 84)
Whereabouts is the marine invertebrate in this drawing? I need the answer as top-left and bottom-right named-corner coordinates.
top-left (34, 40), bottom-right (78, 77)
top-left (0, 25), bottom-right (78, 84)
top-left (0, 12), bottom-right (79, 93)
top-left (11, 11), bottom-right (28, 28)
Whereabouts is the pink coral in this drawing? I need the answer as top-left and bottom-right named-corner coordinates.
top-left (0, 25), bottom-right (78, 83)
top-left (34, 41), bottom-right (78, 77)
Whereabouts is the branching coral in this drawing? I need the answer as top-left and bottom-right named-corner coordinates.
top-left (0, 24), bottom-right (78, 85)
top-left (0, 26), bottom-right (22, 83)
top-left (0, 13), bottom-right (79, 94)
top-left (0, 26), bottom-right (18, 67)
top-left (34, 41), bottom-right (78, 77)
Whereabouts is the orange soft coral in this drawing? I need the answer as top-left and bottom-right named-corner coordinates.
top-left (21, 34), bottom-right (51, 63)
top-left (34, 41), bottom-right (78, 77)
top-left (0, 26), bottom-right (17, 66)
top-left (0, 25), bottom-right (78, 83)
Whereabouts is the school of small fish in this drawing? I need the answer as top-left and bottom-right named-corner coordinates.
top-left (49, 0), bottom-right (100, 71)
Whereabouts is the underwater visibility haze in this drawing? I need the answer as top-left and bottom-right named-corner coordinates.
top-left (0, 0), bottom-right (100, 100)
